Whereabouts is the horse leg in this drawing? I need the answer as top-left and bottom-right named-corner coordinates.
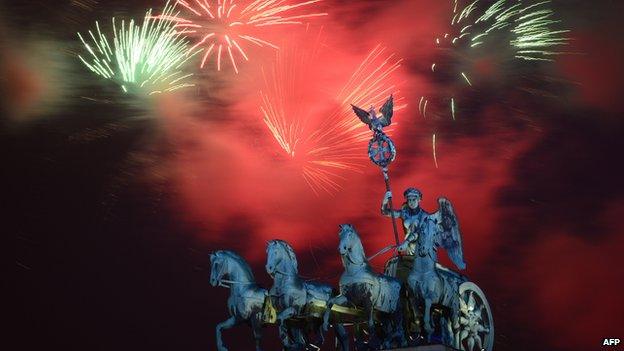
top-left (380, 313), bottom-right (395, 349)
top-left (405, 289), bottom-right (421, 345)
top-left (451, 299), bottom-right (461, 349)
top-left (381, 309), bottom-right (405, 350)
top-left (381, 318), bottom-right (392, 350)
top-left (277, 307), bottom-right (297, 349)
top-left (216, 316), bottom-right (239, 351)
top-left (251, 316), bottom-right (263, 351)
top-left (354, 323), bottom-right (370, 351)
top-left (441, 315), bottom-right (453, 346)
top-left (322, 295), bottom-right (347, 332)
top-left (393, 299), bottom-right (407, 348)
top-left (314, 319), bottom-right (325, 347)
top-left (290, 328), bottom-right (306, 351)
top-left (366, 306), bottom-right (381, 350)
top-left (334, 324), bottom-right (350, 351)
top-left (424, 299), bottom-right (434, 343)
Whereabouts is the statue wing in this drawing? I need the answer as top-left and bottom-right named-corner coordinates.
top-left (351, 104), bottom-right (372, 126)
top-left (431, 197), bottom-right (466, 270)
top-left (379, 95), bottom-right (394, 127)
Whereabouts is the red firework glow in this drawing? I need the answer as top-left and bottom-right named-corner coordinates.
top-left (261, 40), bottom-right (407, 194)
top-left (156, 0), bottom-right (327, 73)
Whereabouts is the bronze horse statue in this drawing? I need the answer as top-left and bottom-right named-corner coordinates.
top-left (397, 198), bottom-right (466, 346)
top-left (323, 224), bottom-right (406, 350)
top-left (210, 250), bottom-right (267, 351)
top-left (266, 239), bottom-right (349, 351)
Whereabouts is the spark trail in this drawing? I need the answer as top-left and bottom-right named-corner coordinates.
top-left (422, 0), bottom-right (570, 119)
top-left (421, 0), bottom-right (570, 166)
top-left (156, 0), bottom-right (327, 73)
top-left (302, 44), bottom-right (406, 194)
top-left (77, 1), bottom-right (199, 95)
top-left (260, 42), bottom-right (406, 195)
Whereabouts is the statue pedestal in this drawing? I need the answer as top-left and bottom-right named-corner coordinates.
top-left (384, 345), bottom-right (459, 351)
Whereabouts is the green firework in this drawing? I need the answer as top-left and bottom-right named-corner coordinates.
top-left (420, 0), bottom-right (571, 125)
top-left (450, 0), bottom-right (570, 62)
top-left (77, 1), bottom-right (199, 95)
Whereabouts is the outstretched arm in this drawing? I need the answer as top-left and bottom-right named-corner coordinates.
top-left (381, 191), bottom-right (402, 218)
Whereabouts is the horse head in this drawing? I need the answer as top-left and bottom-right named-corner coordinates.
top-left (210, 251), bottom-right (228, 287)
top-left (338, 224), bottom-right (366, 266)
top-left (417, 220), bottom-right (438, 259)
top-left (266, 240), bottom-right (298, 277)
top-left (210, 250), bottom-right (254, 287)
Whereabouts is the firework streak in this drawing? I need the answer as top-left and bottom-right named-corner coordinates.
top-left (155, 0), bottom-right (327, 73)
top-left (421, 0), bottom-right (570, 119)
top-left (261, 42), bottom-right (406, 195)
top-left (418, 0), bottom-right (570, 166)
top-left (449, 0), bottom-right (569, 61)
top-left (77, 1), bottom-right (199, 95)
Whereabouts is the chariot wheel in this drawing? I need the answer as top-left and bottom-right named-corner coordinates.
top-left (457, 282), bottom-right (494, 351)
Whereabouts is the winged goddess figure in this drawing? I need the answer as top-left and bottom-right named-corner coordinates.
top-left (388, 192), bottom-right (465, 343)
top-left (383, 188), bottom-right (465, 270)
top-left (351, 95), bottom-right (394, 133)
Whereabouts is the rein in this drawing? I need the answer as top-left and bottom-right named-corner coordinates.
top-left (213, 261), bottom-right (255, 288)
top-left (271, 268), bottom-right (342, 283)
top-left (215, 278), bottom-right (266, 301)
top-left (217, 278), bottom-right (255, 288)
top-left (271, 268), bottom-right (297, 277)
top-left (342, 242), bottom-right (396, 266)
top-left (366, 244), bottom-right (396, 261)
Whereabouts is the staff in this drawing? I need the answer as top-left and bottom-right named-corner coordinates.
top-left (351, 95), bottom-right (400, 246)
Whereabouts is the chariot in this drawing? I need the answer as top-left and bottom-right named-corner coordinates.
top-left (259, 253), bottom-right (493, 351)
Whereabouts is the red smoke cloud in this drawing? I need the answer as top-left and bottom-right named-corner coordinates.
top-left (498, 201), bottom-right (624, 350)
top-left (2, 49), bottom-right (45, 119)
top-left (559, 31), bottom-right (624, 113)
top-left (167, 0), bottom-right (449, 260)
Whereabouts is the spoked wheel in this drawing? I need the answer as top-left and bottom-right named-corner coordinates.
top-left (367, 132), bottom-right (396, 168)
top-left (457, 282), bottom-right (494, 351)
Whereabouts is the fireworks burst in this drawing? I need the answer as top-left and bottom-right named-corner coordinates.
top-left (156, 0), bottom-right (327, 73)
top-left (450, 0), bottom-right (570, 61)
top-left (420, 0), bottom-right (570, 166)
top-left (260, 41), bottom-right (406, 195)
top-left (77, 1), bottom-right (199, 95)
top-left (260, 27), bottom-right (326, 161)
top-left (303, 44), bottom-right (407, 194)
top-left (422, 0), bottom-right (570, 119)
top-left (260, 33), bottom-right (320, 158)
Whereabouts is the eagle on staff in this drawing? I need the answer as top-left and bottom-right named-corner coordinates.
top-left (351, 95), bottom-right (394, 133)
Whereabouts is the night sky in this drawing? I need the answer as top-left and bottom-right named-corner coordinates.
top-left (7, 1), bottom-right (624, 350)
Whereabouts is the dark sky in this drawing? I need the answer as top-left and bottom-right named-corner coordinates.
top-left (6, 1), bottom-right (624, 350)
